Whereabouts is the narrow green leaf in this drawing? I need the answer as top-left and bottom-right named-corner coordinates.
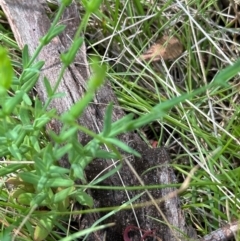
top-left (30, 192), bottom-right (47, 206)
top-left (0, 228), bottom-right (12, 241)
top-left (3, 90), bottom-right (24, 115)
top-left (54, 143), bottom-right (73, 160)
top-left (22, 93), bottom-right (32, 106)
top-left (59, 127), bottom-right (78, 142)
top-left (94, 149), bottom-right (118, 159)
top-left (12, 76), bottom-right (20, 85)
top-left (45, 178), bottom-right (74, 187)
top-left (71, 163), bottom-right (85, 181)
top-left (88, 59), bottom-right (106, 91)
top-left (37, 175), bottom-right (48, 192)
top-left (22, 45), bottom-right (29, 68)
top-left (8, 144), bottom-right (22, 160)
top-left (20, 60), bottom-right (44, 85)
top-left (30, 136), bottom-right (41, 152)
top-left (34, 97), bottom-right (44, 117)
top-left (61, 92), bottom-right (94, 123)
top-left (74, 191), bottom-right (93, 208)
top-left (40, 25), bottom-right (66, 45)
top-left (53, 187), bottom-right (73, 203)
top-left (0, 136), bottom-right (7, 145)
top-left (29, 60), bottom-right (45, 71)
top-left (19, 107), bottom-right (31, 125)
top-left (84, 139), bottom-right (99, 157)
top-left (61, 38), bottom-right (83, 66)
top-left (62, 60), bottom-right (106, 122)
top-left (42, 144), bottom-right (54, 168)
top-left (19, 172), bottom-right (39, 185)
top-left (125, 88), bottom-right (208, 131)
top-left (49, 92), bottom-right (66, 99)
top-left (49, 165), bottom-right (70, 175)
top-left (110, 113), bottom-right (134, 135)
top-left (43, 77), bottom-right (53, 96)
top-left (0, 47), bottom-right (13, 89)
top-left (213, 59), bottom-right (240, 86)
top-left (34, 216), bottom-right (55, 241)
top-left (33, 115), bottom-right (51, 129)
top-left (34, 159), bottom-right (47, 175)
top-left (72, 139), bottom-right (84, 153)
top-left (21, 72), bottom-right (40, 92)
top-left (0, 164), bottom-right (24, 176)
top-left (105, 138), bottom-right (141, 157)
top-left (102, 102), bottom-right (113, 137)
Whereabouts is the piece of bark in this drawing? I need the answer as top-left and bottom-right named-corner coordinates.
top-left (200, 221), bottom-right (239, 241)
top-left (0, 1), bottom-right (197, 240)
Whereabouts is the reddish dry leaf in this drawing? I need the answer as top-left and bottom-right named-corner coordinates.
top-left (139, 35), bottom-right (183, 62)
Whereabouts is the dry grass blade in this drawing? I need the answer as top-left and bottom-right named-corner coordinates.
top-left (139, 35), bottom-right (183, 62)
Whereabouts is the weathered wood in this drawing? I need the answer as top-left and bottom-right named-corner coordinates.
top-left (0, 1), bottom-right (197, 240)
top-left (200, 220), bottom-right (239, 241)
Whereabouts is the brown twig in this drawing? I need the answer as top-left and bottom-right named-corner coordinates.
top-left (200, 221), bottom-right (239, 241)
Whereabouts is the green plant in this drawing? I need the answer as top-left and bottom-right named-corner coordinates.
top-left (0, 0), bottom-right (240, 240)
